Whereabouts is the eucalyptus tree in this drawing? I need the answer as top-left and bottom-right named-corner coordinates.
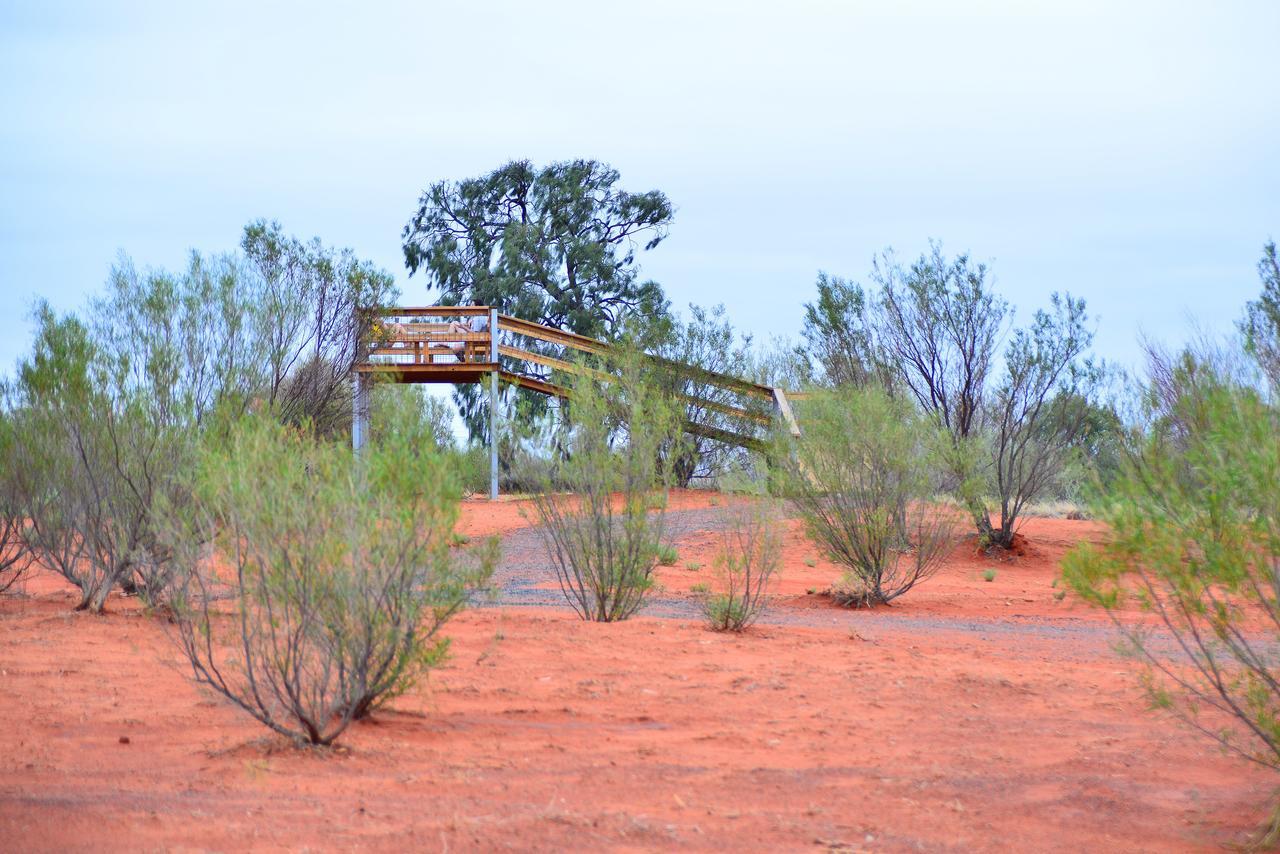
top-left (801, 242), bottom-right (1098, 550)
top-left (402, 159), bottom-right (673, 438)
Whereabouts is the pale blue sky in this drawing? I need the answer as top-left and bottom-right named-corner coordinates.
top-left (2, 0), bottom-right (1277, 378)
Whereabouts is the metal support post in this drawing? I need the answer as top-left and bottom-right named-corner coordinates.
top-left (352, 372), bottom-right (370, 453)
top-left (489, 307), bottom-right (500, 501)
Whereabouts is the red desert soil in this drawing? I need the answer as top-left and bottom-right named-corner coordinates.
top-left (1, 493), bottom-right (1272, 851)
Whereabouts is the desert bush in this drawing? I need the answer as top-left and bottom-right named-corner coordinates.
top-left (6, 225), bottom-right (398, 613)
top-left (980, 295), bottom-right (1100, 547)
top-left (524, 353), bottom-right (684, 621)
top-left (1064, 378), bottom-right (1280, 770)
top-left (0, 401), bottom-right (33, 594)
top-left (9, 307), bottom-right (193, 611)
top-left (780, 387), bottom-right (955, 607)
top-left (241, 220), bottom-right (397, 436)
top-left (701, 498), bottom-right (781, 631)
top-left (1242, 240), bottom-right (1280, 389)
top-left (164, 416), bottom-right (495, 746)
top-left (648, 303), bottom-right (760, 487)
top-left (800, 243), bottom-right (1098, 550)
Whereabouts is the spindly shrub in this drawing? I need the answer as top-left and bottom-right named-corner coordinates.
top-left (164, 416), bottom-right (495, 745)
top-left (525, 353), bottom-right (684, 622)
top-left (700, 499), bottom-right (781, 632)
top-left (779, 387), bottom-right (955, 608)
top-left (1064, 379), bottom-right (1280, 772)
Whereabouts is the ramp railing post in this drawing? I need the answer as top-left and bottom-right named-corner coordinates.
top-left (489, 307), bottom-right (499, 501)
top-left (352, 372), bottom-right (370, 453)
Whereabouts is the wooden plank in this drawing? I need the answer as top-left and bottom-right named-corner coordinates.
top-left (772, 387), bottom-right (802, 437)
top-left (372, 332), bottom-right (491, 344)
top-left (682, 420), bottom-right (768, 453)
top-left (497, 345), bottom-right (609, 381)
top-left (496, 315), bottom-right (612, 357)
top-left (500, 370), bottom-right (569, 398)
top-left (497, 345), bottom-right (772, 426)
top-left (648, 354), bottom-right (777, 401)
top-left (373, 306), bottom-right (491, 318)
top-left (495, 371), bottom-right (765, 451)
top-left (358, 308), bottom-right (783, 449)
top-left (495, 315), bottom-right (776, 401)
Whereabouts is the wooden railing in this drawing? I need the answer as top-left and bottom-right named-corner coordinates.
top-left (356, 306), bottom-right (801, 450)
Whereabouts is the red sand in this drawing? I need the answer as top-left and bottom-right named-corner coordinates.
top-left (0, 497), bottom-right (1272, 851)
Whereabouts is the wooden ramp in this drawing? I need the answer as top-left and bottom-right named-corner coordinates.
top-left (354, 306), bottom-right (802, 496)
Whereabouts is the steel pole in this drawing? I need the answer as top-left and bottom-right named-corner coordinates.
top-left (489, 307), bottom-right (499, 501)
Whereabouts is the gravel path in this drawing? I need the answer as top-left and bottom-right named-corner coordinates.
top-left (470, 506), bottom-right (1160, 656)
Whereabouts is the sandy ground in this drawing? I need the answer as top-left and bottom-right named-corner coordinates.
top-left (1, 492), bottom-right (1273, 851)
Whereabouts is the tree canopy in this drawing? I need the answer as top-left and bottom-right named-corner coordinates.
top-left (402, 159), bottom-right (673, 339)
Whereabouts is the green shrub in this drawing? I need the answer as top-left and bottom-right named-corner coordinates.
top-left (779, 387), bottom-right (955, 608)
top-left (524, 352), bottom-right (684, 622)
top-left (5, 225), bottom-right (399, 612)
top-left (163, 416), bottom-right (495, 746)
top-left (0, 403), bottom-right (33, 594)
top-left (701, 499), bottom-right (781, 632)
top-left (983, 569), bottom-right (996, 582)
top-left (655, 544), bottom-right (679, 566)
top-left (1064, 380), bottom-right (1280, 776)
top-left (449, 444), bottom-right (491, 496)
top-left (8, 307), bottom-right (192, 611)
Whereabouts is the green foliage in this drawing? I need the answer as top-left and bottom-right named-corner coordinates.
top-left (449, 444), bottom-right (492, 497)
top-left (1063, 396), bottom-right (1127, 494)
top-left (655, 544), bottom-right (679, 566)
top-left (1242, 240), bottom-right (1280, 389)
top-left (523, 351), bottom-right (685, 622)
top-left (872, 244), bottom-right (1009, 438)
top-left (4, 223), bottom-right (397, 612)
top-left (800, 272), bottom-right (882, 388)
top-left (402, 159), bottom-right (673, 439)
top-left (1063, 377), bottom-right (1280, 772)
top-left (0, 401), bottom-right (34, 594)
top-left (780, 387), bottom-right (955, 608)
top-left (983, 569), bottom-right (996, 582)
top-left (984, 294), bottom-right (1099, 547)
top-left (800, 242), bottom-right (1097, 550)
top-left (163, 416), bottom-right (495, 746)
top-left (242, 220), bottom-right (398, 437)
top-left (648, 303), bottom-right (759, 487)
top-left (10, 303), bottom-right (193, 611)
top-left (368, 383), bottom-right (453, 450)
top-left (701, 499), bottom-right (781, 632)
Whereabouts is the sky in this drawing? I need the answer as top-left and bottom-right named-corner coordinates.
top-left (2, 0), bottom-right (1277, 381)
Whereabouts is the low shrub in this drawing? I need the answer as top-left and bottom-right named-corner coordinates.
top-left (700, 499), bottom-right (781, 632)
top-left (163, 416), bottom-right (495, 745)
top-left (524, 353), bottom-right (685, 622)
top-left (1064, 380), bottom-right (1280, 791)
top-left (779, 387), bottom-right (955, 608)
top-left (0, 405), bottom-right (32, 594)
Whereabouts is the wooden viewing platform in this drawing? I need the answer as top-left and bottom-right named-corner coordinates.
top-left (353, 306), bottom-right (802, 499)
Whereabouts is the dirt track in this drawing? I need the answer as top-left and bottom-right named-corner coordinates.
top-left (1, 493), bottom-right (1273, 851)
